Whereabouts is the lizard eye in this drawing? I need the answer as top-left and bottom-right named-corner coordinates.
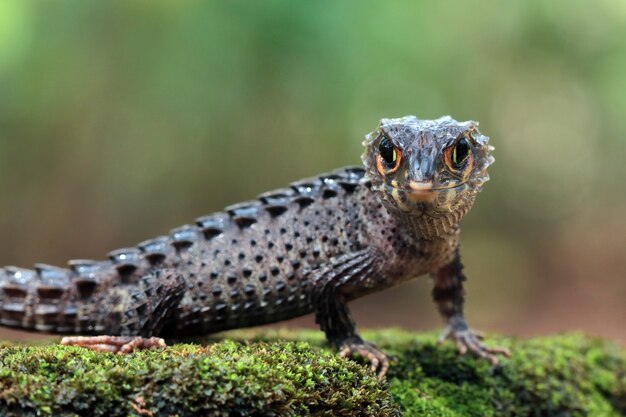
top-left (452, 138), bottom-right (470, 168)
top-left (376, 135), bottom-right (402, 175)
top-left (444, 137), bottom-right (473, 176)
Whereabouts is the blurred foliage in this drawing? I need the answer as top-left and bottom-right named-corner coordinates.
top-left (0, 1), bottom-right (624, 340)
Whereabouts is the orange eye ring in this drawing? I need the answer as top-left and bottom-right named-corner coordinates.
top-left (376, 140), bottom-right (402, 175)
top-left (444, 137), bottom-right (474, 178)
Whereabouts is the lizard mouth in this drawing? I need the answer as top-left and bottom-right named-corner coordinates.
top-left (403, 182), bottom-right (437, 203)
top-left (386, 181), bottom-right (468, 204)
top-left (405, 181), bottom-right (466, 195)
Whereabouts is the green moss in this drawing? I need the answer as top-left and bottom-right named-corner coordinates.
top-left (375, 330), bottom-right (626, 417)
top-left (0, 330), bottom-right (624, 416)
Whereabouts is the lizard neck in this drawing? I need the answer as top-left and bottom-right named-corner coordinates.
top-left (361, 185), bottom-right (472, 241)
top-left (397, 212), bottom-right (461, 240)
top-left (364, 178), bottom-right (479, 241)
top-left (394, 200), bottom-right (472, 241)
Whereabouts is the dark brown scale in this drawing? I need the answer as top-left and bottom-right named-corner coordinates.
top-left (32, 264), bottom-right (70, 331)
top-left (0, 267), bottom-right (35, 328)
top-left (137, 236), bottom-right (174, 266)
top-left (108, 247), bottom-right (145, 282)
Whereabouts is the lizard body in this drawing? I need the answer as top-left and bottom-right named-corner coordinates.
top-left (0, 116), bottom-right (507, 377)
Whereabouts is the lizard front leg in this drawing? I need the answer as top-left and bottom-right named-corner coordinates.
top-left (431, 251), bottom-right (510, 364)
top-left (315, 289), bottom-right (390, 379)
top-left (61, 269), bottom-right (185, 354)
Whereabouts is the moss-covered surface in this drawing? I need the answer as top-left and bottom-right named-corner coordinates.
top-left (0, 330), bottom-right (624, 416)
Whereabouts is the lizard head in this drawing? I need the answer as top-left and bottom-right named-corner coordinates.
top-left (362, 115), bottom-right (494, 234)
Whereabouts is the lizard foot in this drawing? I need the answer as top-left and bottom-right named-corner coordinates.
top-left (438, 325), bottom-right (510, 365)
top-left (339, 337), bottom-right (390, 380)
top-left (60, 335), bottom-right (166, 354)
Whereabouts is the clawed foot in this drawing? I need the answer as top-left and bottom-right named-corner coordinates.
top-left (439, 325), bottom-right (510, 365)
top-left (60, 336), bottom-right (166, 354)
top-left (339, 337), bottom-right (390, 380)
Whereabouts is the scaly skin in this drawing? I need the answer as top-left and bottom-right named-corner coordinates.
top-left (0, 115), bottom-right (509, 378)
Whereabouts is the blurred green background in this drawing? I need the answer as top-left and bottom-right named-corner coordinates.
top-left (0, 1), bottom-right (624, 343)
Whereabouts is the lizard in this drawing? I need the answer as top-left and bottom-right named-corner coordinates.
top-left (0, 115), bottom-right (509, 378)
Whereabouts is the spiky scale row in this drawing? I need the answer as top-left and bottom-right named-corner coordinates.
top-left (137, 236), bottom-right (173, 265)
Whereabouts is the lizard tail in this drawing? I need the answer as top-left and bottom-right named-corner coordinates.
top-left (0, 258), bottom-right (141, 334)
top-left (0, 215), bottom-right (222, 335)
top-left (0, 208), bottom-right (236, 335)
top-left (0, 238), bottom-right (184, 334)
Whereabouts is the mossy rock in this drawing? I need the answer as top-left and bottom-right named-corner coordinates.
top-left (0, 329), bottom-right (624, 416)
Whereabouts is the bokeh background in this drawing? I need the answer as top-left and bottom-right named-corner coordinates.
top-left (0, 1), bottom-right (624, 343)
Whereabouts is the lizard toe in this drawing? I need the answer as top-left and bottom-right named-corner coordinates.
top-left (61, 335), bottom-right (166, 354)
top-left (338, 339), bottom-right (391, 380)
